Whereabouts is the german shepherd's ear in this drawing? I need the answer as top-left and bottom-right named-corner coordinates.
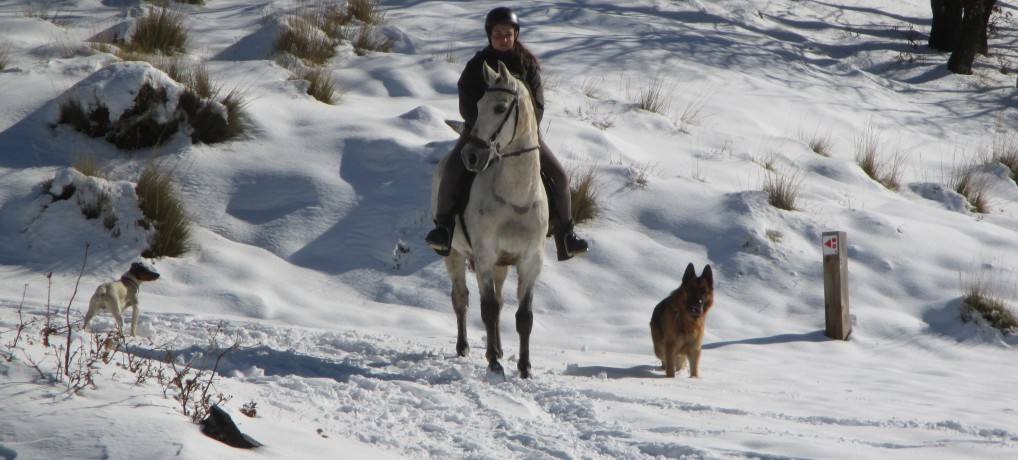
top-left (701, 265), bottom-right (713, 288)
top-left (682, 263), bottom-right (696, 285)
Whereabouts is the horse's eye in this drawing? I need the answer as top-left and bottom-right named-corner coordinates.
top-left (494, 105), bottom-right (507, 114)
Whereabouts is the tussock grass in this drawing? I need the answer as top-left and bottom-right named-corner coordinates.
top-left (960, 266), bottom-right (1018, 335)
top-left (136, 161), bottom-right (193, 258)
top-left (71, 153), bottom-right (111, 180)
top-left (569, 166), bottom-right (601, 224)
top-left (58, 97), bottom-right (111, 138)
top-left (0, 37), bottom-right (12, 70)
top-left (989, 132), bottom-right (1018, 184)
top-left (627, 161), bottom-right (658, 189)
top-left (347, 0), bottom-right (387, 25)
top-left (800, 122), bottom-right (834, 156)
top-left (299, 67), bottom-right (341, 104)
top-left (854, 122), bottom-right (905, 190)
top-left (275, 16), bottom-right (337, 65)
top-left (23, 2), bottom-right (74, 27)
top-left (763, 168), bottom-right (805, 211)
top-left (580, 76), bottom-right (604, 99)
top-left (951, 166), bottom-right (991, 213)
top-left (635, 74), bottom-right (673, 115)
top-left (125, 6), bottom-right (189, 56)
top-left (352, 24), bottom-right (394, 55)
top-left (676, 84), bottom-right (716, 133)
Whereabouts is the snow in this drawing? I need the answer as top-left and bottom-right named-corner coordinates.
top-left (2, 0), bottom-right (1018, 458)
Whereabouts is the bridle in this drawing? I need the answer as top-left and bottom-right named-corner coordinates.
top-left (466, 85), bottom-right (540, 161)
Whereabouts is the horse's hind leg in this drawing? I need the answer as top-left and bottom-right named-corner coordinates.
top-left (445, 253), bottom-right (470, 357)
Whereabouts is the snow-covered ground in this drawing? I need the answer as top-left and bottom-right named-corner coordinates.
top-left (2, 0), bottom-right (1018, 458)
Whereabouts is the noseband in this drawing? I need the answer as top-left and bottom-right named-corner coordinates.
top-left (466, 86), bottom-right (540, 161)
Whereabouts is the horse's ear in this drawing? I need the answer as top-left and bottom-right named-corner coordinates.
top-left (482, 61), bottom-right (499, 85)
top-left (496, 60), bottom-right (511, 81)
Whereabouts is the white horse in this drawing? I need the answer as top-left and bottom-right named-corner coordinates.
top-left (431, 60), bottom-right (548, 379)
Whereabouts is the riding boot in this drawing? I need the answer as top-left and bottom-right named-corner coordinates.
top-left (554, 220), bottom-right (589, 261)
top-left (426, 215), bottom-right (455, 257)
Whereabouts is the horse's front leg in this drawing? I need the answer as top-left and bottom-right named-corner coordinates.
top-left (445, 253), bottom-right (470, 357)
top-left (477, 269), bottom-right (504, 375)
top-left (515, 253), bottom-right (543, 379)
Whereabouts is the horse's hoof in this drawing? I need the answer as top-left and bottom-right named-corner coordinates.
top-left (456, 343), bottom-right (469, 357)
top-left (518, 362), bottom-right (531, 379)
top-left (488, 361), bottom-right (504, 375)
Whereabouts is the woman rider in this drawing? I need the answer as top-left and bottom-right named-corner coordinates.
top-left (426, 6), bottom-right (590, 261)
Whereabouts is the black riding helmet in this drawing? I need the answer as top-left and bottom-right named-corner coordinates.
top-left (485, 7), bottom-right (520, 37)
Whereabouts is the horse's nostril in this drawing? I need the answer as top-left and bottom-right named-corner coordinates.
top-left (469, 154), bottom-right (478, 166)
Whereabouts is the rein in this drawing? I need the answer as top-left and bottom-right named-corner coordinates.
top-left (468, 86), bottom-right (540, 162)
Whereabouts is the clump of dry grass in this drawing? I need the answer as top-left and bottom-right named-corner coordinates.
top-left (635, 74), bottom-right (673, 115)
top-left (763, 168), bottom-right (805, 211)
top-left (675, 84), bottom-right (716, 133)
top-left (23, 2), bottom-right (74, 27)
top-left (800, 122), bottom-right (834, 156)
top-left (124, 6), bottom-right (189, 56)
top-left (0, 37), bottom-right (13, 70)
top-left (347, 0), bottom-right (387, 25)
top-left (274, 16), bottom-right (337, 65)
top-left (988, 132), bottom-right (1018, 184)
top-left (71, 153), bottom-right (111, 180)
top-left (569, 166), bottom-right (601, 224)
top-left (352, 24), bottom-right (394, 55)
top-left (136, 160), bottom-right (193, 258)
top-left (299, 67), bottom-right (341, 104)
top-left (960, 265), bottom-right (1018, 335)
top-left (854, 122), bottom-right (905, 190)
top-left (951, 166), bottom-right (991, 213)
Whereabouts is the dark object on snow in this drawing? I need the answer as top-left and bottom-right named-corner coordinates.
top-left (199, 405), bottom-right (263, 449)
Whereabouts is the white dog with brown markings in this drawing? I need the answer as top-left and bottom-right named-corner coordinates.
top-left (84, 262), bottom-right (160, 336)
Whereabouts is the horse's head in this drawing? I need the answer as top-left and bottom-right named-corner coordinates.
top-left (461, 60), bottom-right (527, 173)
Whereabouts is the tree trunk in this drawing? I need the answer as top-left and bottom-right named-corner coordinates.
top-left (947, 0), bottom-right (995, 74)
top-left (978, 0), bottom-right (997, 55)
top-left (929, 0), bottom-right (963, 51)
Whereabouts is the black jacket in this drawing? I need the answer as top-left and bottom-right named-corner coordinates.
top-left (457, 46), bottom-right (545, 129)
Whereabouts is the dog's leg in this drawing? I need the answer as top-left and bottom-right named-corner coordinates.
top-left (84, 289), bottom-right (104, 332)
top-left (128, 303), bottom-right (139, 337)
top-left (110, 300), bottom-right (126, 336)
top-left (689, 347), bottom-right (701, 378)
top-left (664, 342), bottom-right (677, 377)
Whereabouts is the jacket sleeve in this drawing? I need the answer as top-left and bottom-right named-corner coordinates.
top-left (458, 57), bottom-right (484, 129)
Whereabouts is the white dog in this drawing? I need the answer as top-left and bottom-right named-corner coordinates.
top-left (84, 262), bottom-right (160, 336)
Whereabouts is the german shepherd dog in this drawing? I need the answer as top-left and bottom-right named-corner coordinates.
top-left (650, 263), bottom-right (714, 378)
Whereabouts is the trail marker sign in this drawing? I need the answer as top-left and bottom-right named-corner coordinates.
top-left (822, 231), bottom-right (851, 340)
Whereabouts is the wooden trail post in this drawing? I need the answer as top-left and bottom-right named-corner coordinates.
top-left (822, 231), bottom-right (851, 340)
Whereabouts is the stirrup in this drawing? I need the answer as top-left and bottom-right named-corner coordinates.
top-left (554, 230), bottom-right (588, 261)
top-left (426, 219), bottom-right (453, 257)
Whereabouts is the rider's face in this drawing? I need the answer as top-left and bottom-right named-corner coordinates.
top-left (489, 24), bottom-right (516, 52)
